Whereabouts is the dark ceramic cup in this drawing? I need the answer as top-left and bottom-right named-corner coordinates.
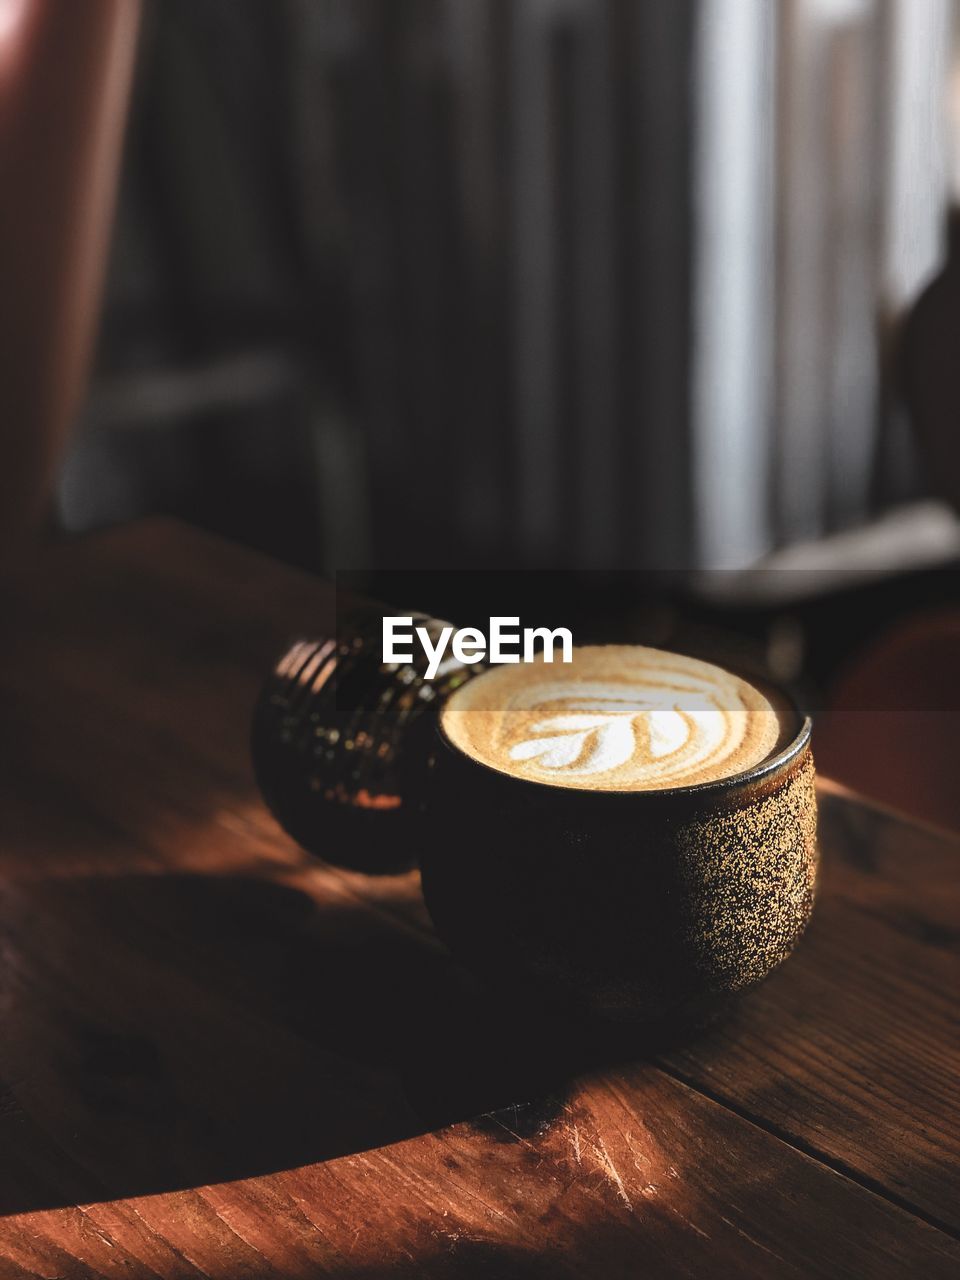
top-left (419, 702), bottom-right (817, 1028)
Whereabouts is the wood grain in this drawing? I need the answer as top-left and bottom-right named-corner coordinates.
top-left (0, 519), bottom-right (956, 1278)
top-left (660, 789), bottom-right (960, 1233)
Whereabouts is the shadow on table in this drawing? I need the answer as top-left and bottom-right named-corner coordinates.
top-left (0, 868), bottom-right (687, 1215)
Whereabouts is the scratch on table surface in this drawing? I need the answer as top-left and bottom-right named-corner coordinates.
top-left (78, 1212), bottom-right (117, 1250)
top-left (720, 1216), bottom-right (783, 1263)
top-left (434, 1229), bottom-right (489, 1248)
top-left (569, 1124), bottom-right (582, 1166)
top-left (623, 1130), bottom-right (650, 1171)
top-left (449, 1179), bottom-right (514, 1225)
top-left (485, 1114), bottom-right (537, 1151)
top-left (671, 1209), bottom-right (710, 1240)
top-left (589, 1135), bottom-right (633, 1211)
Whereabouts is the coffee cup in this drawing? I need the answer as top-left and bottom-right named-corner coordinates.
top-left (419, 645), bottom-right (817, 1027)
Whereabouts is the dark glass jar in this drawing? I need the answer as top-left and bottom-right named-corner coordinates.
top-left (251, 606), bottom-right (478, 873)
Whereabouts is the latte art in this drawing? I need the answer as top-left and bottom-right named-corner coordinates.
top-left (440, 645), bottom-right (791, 791)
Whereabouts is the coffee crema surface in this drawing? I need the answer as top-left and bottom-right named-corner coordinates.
top-left (440, 645), bottom-right (792, 791)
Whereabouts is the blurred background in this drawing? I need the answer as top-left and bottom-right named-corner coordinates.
top-left (51, 0), bottom-right (960, 571)
top-left (3, 0), bottom-right (960, 824)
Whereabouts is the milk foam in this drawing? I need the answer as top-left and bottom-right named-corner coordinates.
top-left (441, 645), bottom-right (790, 791)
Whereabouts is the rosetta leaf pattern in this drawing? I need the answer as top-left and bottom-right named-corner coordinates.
top-left (507, 696), bottom-right (693, 777)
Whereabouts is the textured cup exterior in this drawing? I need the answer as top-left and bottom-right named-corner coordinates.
top-left (419, 720), bottom-right (817, 1025)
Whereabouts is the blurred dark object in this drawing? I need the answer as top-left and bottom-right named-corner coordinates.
top-left (0, 0), bottom-right (138, 556)
top-left (816, 610), bottom-right (960, 833)
top-left (252, 611), bottom-right (478, 874)
top-left (854, 198), bottom-right (960, 829)
top-left (901, 207), bottom-right (960, 516)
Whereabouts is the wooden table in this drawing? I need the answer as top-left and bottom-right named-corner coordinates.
top-left (0, 520), bottom-right (956, 1279)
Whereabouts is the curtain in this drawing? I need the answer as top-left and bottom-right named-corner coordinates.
top-left (694, 0), bottom-right (954, 567)
top-left (74, 0), bottom-right (957, 571)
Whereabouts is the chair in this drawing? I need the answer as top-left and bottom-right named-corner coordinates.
top-left (817, 611), bottom-right (960, 832)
